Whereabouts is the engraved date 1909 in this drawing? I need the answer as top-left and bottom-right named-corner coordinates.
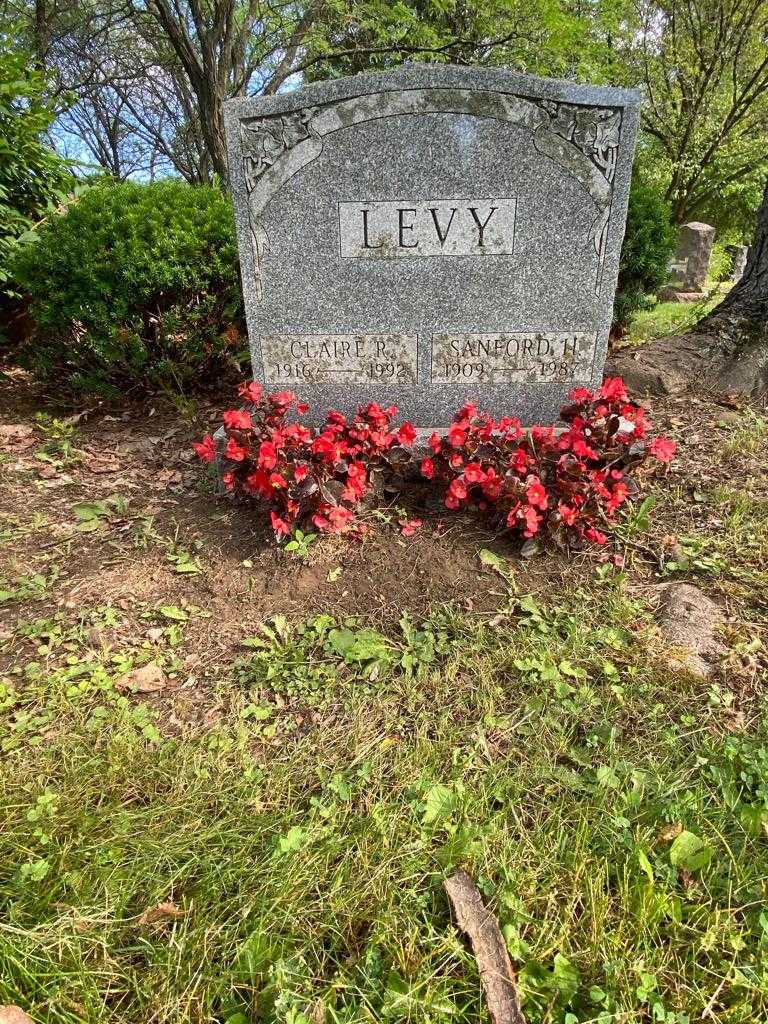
top-left (439, 359), bottom-right (576, 382)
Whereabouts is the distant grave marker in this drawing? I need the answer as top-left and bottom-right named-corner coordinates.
top-left (226, 65), bottom-right (640, 424)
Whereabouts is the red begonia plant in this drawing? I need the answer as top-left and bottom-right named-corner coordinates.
top-left (194, 382), bottom-right (416, 537)
top-left (420, 377), bottom-right (675, 546)
top-left (195, 377), bottom-right (675, 546)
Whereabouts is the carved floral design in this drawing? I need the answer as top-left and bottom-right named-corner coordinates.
top-left (536, 99), bottom-right (622, 290)
top-left (240, 107), bottom-right (320, 191)
top-left (536, 100), bottom-right (621, 186)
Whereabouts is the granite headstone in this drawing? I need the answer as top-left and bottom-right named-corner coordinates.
top-left (225, 65), bottom-right (640, 425)
top-left (666, 221), bottom-right (716, 298)
top-left (725, 243), bottom-right (748, 282)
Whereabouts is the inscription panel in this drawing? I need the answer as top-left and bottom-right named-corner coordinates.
top-left (338, 198), bottom-right (516, 258)
top-left (261, 333), bottom-right (418, 385)
top-left (431, 332), bottom-right (596, 384)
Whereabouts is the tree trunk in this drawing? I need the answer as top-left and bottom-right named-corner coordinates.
top-left (608, 181), bottom-right (768, 399)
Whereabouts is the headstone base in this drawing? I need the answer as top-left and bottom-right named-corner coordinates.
top-left (659, 288), bottom-right (708, 304)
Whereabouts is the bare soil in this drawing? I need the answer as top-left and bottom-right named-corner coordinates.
top-left (1, 365), bottom-right (766, 725)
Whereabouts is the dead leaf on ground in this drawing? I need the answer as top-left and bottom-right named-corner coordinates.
top-left (444, 869), bottom-right (526, 1024)
top-left (138, 901), bottom-right (185, 925)
top-left (0, 424), bottom-right (36, 449)
top-left (37, 464), bottom-right (59, 480)
top-left (659, 822), bottom-right (683, 842)
top-left (0, 1007), bottom-right (36, 1024)
top-left (83, 454), bottom-right (121, 473)
top-left (116, 662), bottom-right (167, 693)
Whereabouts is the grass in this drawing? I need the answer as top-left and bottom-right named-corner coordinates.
top-left (626, 290), bottom-right (725, 348)
top-left (1, 571), bottom-right (767, 1024)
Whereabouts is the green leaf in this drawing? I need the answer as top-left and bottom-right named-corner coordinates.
top-left (636, 847), bottom-right (654, 883)
top-left (478, 548), bottom-right (508, 571)
top-left (669, 830), bottom-right (714, 872)
top-left (276, 826), bottom-right (306, 853)
top-left (553, 953), bottom-right (580, 1001)
top-left (422, 783), bottom-right (457, 825)
top-left (159, 605), bottom-right (188, 621)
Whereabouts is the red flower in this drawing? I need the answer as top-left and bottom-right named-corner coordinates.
top-left (270, 511), bottom-right (292, 537)
top-left (293, 464), bottom-right (309, 482)
top-left (238, 381), bottom-right (263, 404)
top-left (557, 503), bottom-right (578, 526)
top-left (364, 402), bottom-right (390, 429)
top-left (193, 434), bottom-right (216, 463)
top-left (606, 480), bottom-right (629, 512)
top-left (511, 448), bottom-right (530, 474)
top-left (269, 472), bottom-right (288, 489)
top-left (457, 402), bottom-right (478, 421)
top-left (245, 469), bottom-right (271, 497)
top-left (225, 437), bottom-right (248, 461)
top-left (584, 526), bottom-right (607, 545)
top-left (312, 431), bottom-right (349, 463)
top-left (446, 478), bottom-right (468, 508)
top-left (449, 453), bottom-right (464, 470)
top-left (481, 467), bottom-right (502, 500)
top-left (520, 504), bottom-right (542, 537)
top-left (223, 409), bottom-right (252, 431)
top-left (599, 377), bottom-right (628, 402)
top-left (296, 402), bottom-right (310, 415)
top-left (648, 436), bottom-right (677, 463)
top-left (258, 440), bottom-right (277, 469)
top-left (568, 386), bottom-right (594, 404)
top-left (429, 432), bottom-right (442, 453)
top-left (571, 437), bottom-right (598, 460)
top-left (327, 410), bottom-right (347, 426)
top-left (283, 423), bottom-right (312, 445)
top-left (399, 518), bottom-right (423, 537)
top-left (447, 424), bottom-right (468, 448)
top-left (421, 457), bottom-right (435, 479)
top-left (463, 462), bottom-right (486, 485)
top-left (525, 477), bottom-right (548, 510)
top-left (396, 422), bottom-right (417, 446)
top-left (269, 390), bottom-right (296, 410)
top-left (327, 506), bottom-right (354, 532)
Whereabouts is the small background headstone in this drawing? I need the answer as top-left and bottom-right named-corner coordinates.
top-left (725, 243), bottom-right (749, 282)
top-left (663, 221), bottom-right (716, 301)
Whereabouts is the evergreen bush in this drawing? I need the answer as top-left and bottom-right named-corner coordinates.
top-left (13, 179), bottom-right (244, 394)
top-left (614, 177), bottom-right (676, 331)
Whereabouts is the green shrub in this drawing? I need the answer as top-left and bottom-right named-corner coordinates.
top-left (13, 179), bottom-right (244, 394)
top-left (614, 177), bottom-right (676, 330)
top-left (0, 40), bottom-right (74, 299)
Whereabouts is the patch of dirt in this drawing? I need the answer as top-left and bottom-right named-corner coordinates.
top-left (1, 366), bottom-right (766, 729)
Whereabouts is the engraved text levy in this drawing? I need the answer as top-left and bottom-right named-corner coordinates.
top-left (261, 333), bottom-right (418, 385)
top-left (338, 198), bottom-right (516, 258)
top-left (431, 332), bottom-right (596, 384)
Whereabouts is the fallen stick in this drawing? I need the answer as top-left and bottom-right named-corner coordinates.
top-left (444, 869), bottom-right (527, 1024)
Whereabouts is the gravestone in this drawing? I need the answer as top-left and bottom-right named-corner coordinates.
top-left (664, 221), bottom-right (716, 301)
top-left (225, 65), bottom-right (640, 425)
top-left (725, 243), bottom-right (749, 282)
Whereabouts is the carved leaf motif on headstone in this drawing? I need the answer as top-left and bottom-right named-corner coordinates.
top-left (240, 107), bottom-right (320, 192)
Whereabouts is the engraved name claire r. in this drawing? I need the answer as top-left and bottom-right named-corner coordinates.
top-left (338, 198), bottom-right (516, 258)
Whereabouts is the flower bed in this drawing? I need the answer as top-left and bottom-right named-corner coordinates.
top-left (195, 378), bottom-right (675, 546)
